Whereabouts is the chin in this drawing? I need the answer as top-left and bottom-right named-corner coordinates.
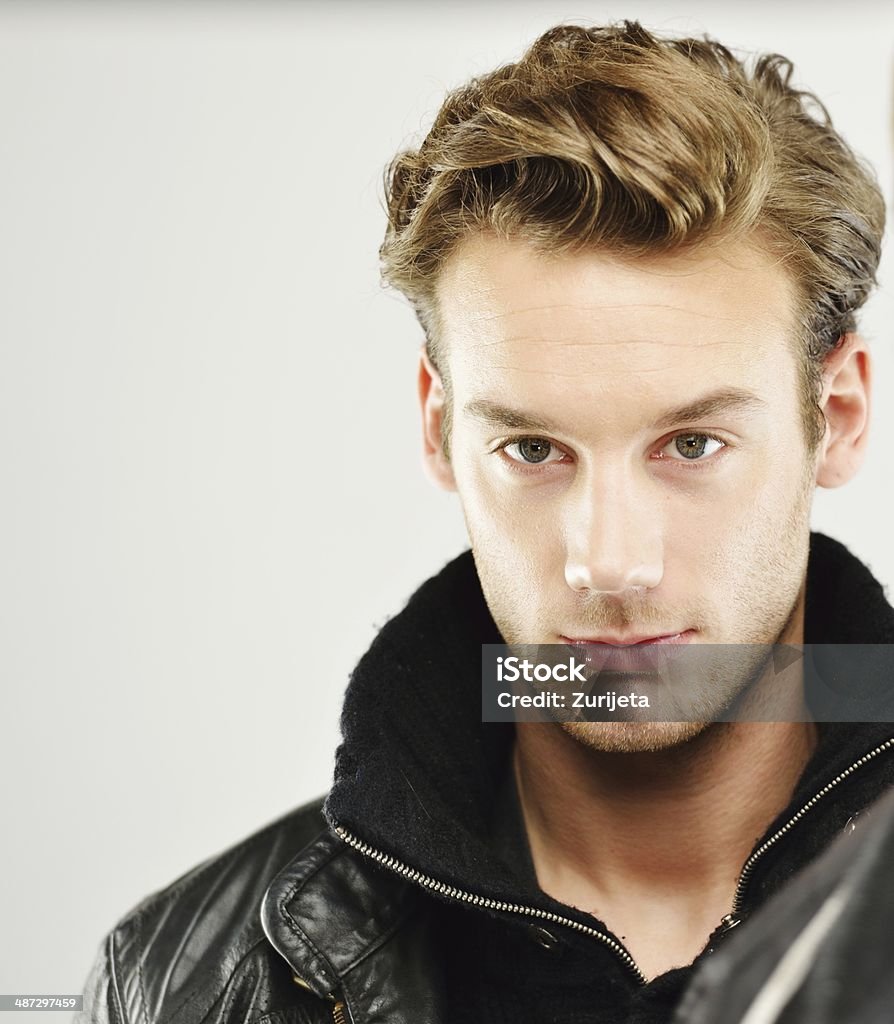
top-left (563, 720), bottom-right (710, 754)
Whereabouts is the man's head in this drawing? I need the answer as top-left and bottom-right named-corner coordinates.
top-left (380, 23), bottom-right (882, 751)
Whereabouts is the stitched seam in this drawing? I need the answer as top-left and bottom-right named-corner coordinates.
top-left (107, 930), bottom-right (128, 1024)
top-left (136, 910), bottom-right (149, 1024)
top-left (276, 840), bottom-right (420, 1020)
top-left (273, 843), bottom-right (348, 994)
top-left (277, 905), bottom-right (338, 995)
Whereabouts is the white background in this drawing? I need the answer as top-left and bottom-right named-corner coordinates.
top-left (1, 0), bottom-right (892, 1010)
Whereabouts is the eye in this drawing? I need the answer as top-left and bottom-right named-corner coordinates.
top-left (502, 437), bottom-right (566, 465)
top-left (660, 433), bottom-right (725, 462)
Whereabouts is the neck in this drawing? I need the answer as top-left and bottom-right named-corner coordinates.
top-left (515, 718), bottom-right (817, 897)
top-left (515, 718), bottom-right (817, 979)
top-left (513, 594), bottom-right (819, 977)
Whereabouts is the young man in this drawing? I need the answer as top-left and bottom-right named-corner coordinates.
top-left (79, 22), bottom-right (892, 1024)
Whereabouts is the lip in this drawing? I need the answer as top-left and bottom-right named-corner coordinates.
top-left (560, 630), bottom-right (695, 672)
top-left (562, 632), bottom-right (693, 647)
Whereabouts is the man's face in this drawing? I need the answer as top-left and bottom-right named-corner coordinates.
top-left (430, 233), bottom-right (819, 752)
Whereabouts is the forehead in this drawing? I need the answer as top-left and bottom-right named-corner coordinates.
top-left (434, 233), bottom-right (800, 400)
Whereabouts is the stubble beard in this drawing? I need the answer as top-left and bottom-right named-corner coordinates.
top-left (472, 458), bottom-right (816, 756)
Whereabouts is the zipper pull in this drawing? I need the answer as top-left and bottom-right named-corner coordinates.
top-left (718, 913), bottom-right (742, 934)
top-left (291, 974), bottom-right (351, 1024)
top-left (703, 912), bottom-right (745, 958)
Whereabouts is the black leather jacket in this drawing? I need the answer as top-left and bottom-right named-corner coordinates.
top-left (78, 535), bottom-right (894, 1024)
top-left (79, 797), bottom-right (441, 1024)
top-left (77, 744), bottom-right (894, 1024)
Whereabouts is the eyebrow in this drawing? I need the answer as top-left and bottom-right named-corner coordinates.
top-left (463, 387), bottom-right (768, 434)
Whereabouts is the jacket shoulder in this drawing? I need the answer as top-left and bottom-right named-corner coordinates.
top-left (79, 797), bottom-right (332, 1024)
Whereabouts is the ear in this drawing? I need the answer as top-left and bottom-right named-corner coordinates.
top-left (814, 333), bottom-right (871, 489)
top-left (418, 346), bottom-right (457, 491)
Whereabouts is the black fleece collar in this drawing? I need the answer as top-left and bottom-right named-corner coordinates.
top-left (324, 532), bottom-right (894, 919)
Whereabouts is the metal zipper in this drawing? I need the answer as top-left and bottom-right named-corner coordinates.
top-left (727, 736), bottom-right (894, 921)
top-left (331, 1000), bottom-right (348, 1024)
top-left (332, 822), bottom-right (649, 986)
top-left (330, 736), bottom-right (894, 986)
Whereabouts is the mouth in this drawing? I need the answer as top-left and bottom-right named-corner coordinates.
top-left (560, 631), bottom-right (696, 672)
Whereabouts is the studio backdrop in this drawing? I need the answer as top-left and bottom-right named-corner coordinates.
top-left (0, 0), bottom-right (891, 1011)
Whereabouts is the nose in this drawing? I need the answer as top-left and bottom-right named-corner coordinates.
top-left (563, 465), bottom-right (664, 595)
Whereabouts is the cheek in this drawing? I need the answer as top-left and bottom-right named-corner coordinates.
top-left (686, 464), bottom-right (811, 607)
top-left (451, 450), bottom-right (562, 571)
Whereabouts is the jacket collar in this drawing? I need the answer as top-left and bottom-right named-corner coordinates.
top-left (262, 532), bottom-right (894, 1017)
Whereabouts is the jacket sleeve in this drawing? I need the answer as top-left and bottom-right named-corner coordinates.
top-left (75, 932), bottom-right (128, 1024)
top-left (675, 784), bottom-right (894, 1024)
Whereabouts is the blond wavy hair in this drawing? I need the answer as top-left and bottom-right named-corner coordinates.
top-left (380, 22), bottom-right (885, 449)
